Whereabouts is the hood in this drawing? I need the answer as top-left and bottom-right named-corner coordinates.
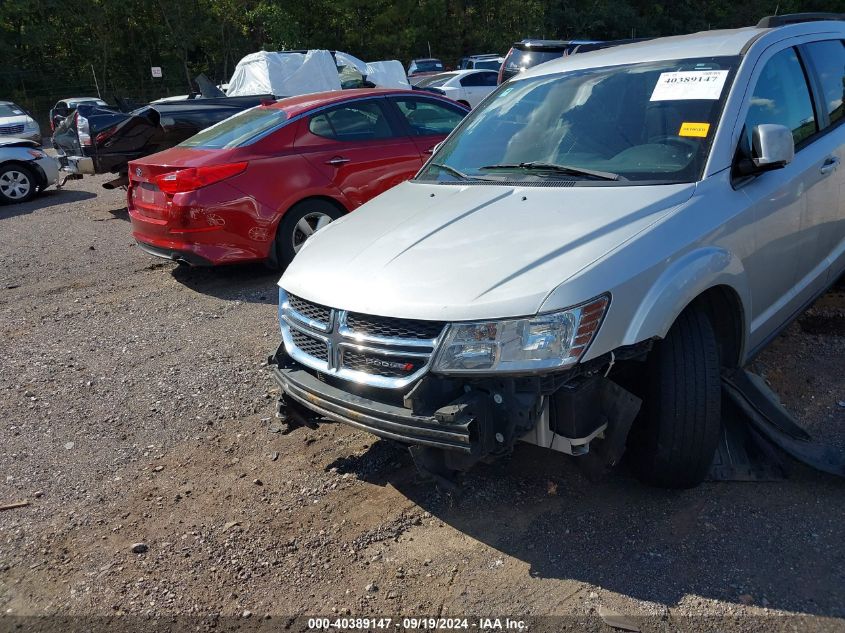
top-left (281, 181), bottom-right (695, 321)
top-left (0, 137), bottom-right (38, 148)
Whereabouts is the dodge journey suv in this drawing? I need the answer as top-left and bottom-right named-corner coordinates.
top-left (269, 15), bottom-right (845, 488)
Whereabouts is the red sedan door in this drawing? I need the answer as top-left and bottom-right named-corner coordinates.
top-left (294, 97), bottom-right (423, 208)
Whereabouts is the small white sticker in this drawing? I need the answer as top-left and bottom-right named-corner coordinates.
top-left (650, 70), bottom-right (729, 101)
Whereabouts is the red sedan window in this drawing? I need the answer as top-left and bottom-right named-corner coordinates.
top-left (308, 102), bottom-right (394, 142)
top-left (179, 107), bottom-right (287, 149)
top-left (392, 98), bottom-right (465, 136)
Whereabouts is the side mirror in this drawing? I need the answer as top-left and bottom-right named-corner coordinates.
top-left (751, 123), bottom-right (794, 171)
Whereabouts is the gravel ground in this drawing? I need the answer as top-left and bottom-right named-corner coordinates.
top-left (0, 175), bottom-right (844, 632)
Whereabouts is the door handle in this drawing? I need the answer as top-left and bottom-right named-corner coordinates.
top-left (325, 156), bottom-right (350, 166)
top-left (820, 156), bottom-right (840, 175)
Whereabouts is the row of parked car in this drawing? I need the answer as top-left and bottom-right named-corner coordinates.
top-left (0, 38), bottom-right (629, 205)
top-left (4, 15), bottom-right (845, 492)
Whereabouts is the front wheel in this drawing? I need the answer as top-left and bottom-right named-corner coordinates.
top-left (273, 199), bottom-right (344, 269)
top-left (0, 164), bottom-right (37, 204)
top-left (627, 306), bottom-right (722, 488)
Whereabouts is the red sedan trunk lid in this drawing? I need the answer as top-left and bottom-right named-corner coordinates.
top-left (128, 147), bottom-right (230, 221)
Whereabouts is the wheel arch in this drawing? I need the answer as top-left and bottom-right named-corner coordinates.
top-left (623, 247), bottom-right (750, 366)
top-left (266, 194), bottom-right (349, 269)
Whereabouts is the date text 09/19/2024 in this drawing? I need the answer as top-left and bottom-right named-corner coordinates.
top-left (307, 618), bottom-right (528, 630)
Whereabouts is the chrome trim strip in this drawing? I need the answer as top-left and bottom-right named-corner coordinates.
top-left (338, 323), bottom-right (440, 349)
top-left (287, 306), bottom-right (331, 333)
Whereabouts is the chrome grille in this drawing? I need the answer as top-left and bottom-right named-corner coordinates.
top-left (0, 124), bottom-right (25, 135)
top-left (279, 291), bottom-right (445, 388)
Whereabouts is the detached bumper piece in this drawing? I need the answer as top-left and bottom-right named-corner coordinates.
top-left (269, 345), bottom-right (544, 465)
top-left (275, 363), bottom-right (476, 452)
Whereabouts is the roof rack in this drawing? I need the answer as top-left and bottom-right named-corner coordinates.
top-left (757, 12), bottom-right (845, 28)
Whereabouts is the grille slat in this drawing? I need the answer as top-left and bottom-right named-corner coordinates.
top-left (288, 294), bottom-right (331, 327)
top-left (290, 328), bottom-right (328, 362)
top-left (346, 313), bottom-right (445, 340)
top-left (0, 124), bottom-right (25, 135)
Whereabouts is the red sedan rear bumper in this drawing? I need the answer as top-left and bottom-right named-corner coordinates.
top-left (128, 182), bottom-right (275, 266)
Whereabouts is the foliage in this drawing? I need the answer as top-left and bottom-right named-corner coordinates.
top-left (2, 0), bottom-right (845, 123)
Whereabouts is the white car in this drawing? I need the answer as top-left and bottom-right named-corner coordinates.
top-left (0, 138), bottom-right (59, 204)
top-left (416, 70), bottom-right (499, 108)
top-left (271, 14), bottom-right (845, 489)
top-left (0, 101), bottom-right (41, 143)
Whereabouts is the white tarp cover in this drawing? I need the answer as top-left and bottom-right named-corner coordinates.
top-left (364, 61), bottom-right (410, 89)
top-left (226, 50), bottom-right (342, 97)
top-left (333, 52), bottom-right (409, 88)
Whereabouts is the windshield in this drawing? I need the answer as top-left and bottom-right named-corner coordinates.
top-left (179, 106), bottom-right (287, 149)
top-left (474, 59), bottom-right (503, 70)
top-left (69, 99), bottom-right (106, 108)
top-left (0, 104), bottom-right (25, 117)
top-left (413, 60), bottom-right (443, 73)
top-left (503, 49), bottom-right (567, 75)
top-left (417, 56), bottom-right (739, 186)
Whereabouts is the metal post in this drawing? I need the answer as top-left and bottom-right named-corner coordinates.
top-left (91, 64), bottom-right (102, 99)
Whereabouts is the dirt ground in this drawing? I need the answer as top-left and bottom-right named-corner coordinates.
top-left (0, 175), bottom-right (844, 633)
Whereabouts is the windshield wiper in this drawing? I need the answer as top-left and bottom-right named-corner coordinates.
top-left (479, 161), bottom-right (624, 181)
top-left (429, 162), bottom-right (500, 183)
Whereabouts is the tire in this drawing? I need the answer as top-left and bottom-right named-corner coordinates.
top-left (273, 199), bottom-right (344, 269)
top-left (627, 306), bottom-right (722, 488)
top-left (0, 163), bottom-right (38, 204)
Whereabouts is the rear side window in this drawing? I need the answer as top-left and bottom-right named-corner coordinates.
top-left (803, 40), bottom-right (845, 127)
top-left (179, 107), bottom-right (287, 149)
top-left (308, 101), bottom-right (394, 142)
top-left (392, 98), bottom-right (466, 136)
top-left (744, 47), bottom-right (817, 148)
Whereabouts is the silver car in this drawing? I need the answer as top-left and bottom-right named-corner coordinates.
top-left (0, 101), bottom-right (41, 143)
top-left (269, 15), bottom-right (845, 488)
top-left (0, 138), bottom-right (59, 204)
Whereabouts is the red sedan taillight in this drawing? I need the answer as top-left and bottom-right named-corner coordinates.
top-left (155, 162), bottom-right (248, 194)
top-left (498, 48), bottom-right (513, 85)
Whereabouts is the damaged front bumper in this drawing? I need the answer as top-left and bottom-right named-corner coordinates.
top-left (269, 343), bottom-right (643, 472)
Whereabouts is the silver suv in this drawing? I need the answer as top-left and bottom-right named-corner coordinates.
top-left (269, 15), bottom-right (845, 488)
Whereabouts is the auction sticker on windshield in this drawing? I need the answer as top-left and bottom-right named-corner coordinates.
top-left (650, 70), bottom-right (729, 101)
top-left (678, 121), bottom-right (711, 137)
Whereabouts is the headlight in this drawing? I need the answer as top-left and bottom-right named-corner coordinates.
top-left (432, 295), bottom-right (609, 374)
top-left (24, 119), bottom-right (38, 131)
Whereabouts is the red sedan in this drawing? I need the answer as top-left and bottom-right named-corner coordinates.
top-left (127, 89), bottom-right (468, 267)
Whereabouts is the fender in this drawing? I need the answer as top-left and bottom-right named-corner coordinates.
top-left (622, 246), bottom-right (751, 352)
